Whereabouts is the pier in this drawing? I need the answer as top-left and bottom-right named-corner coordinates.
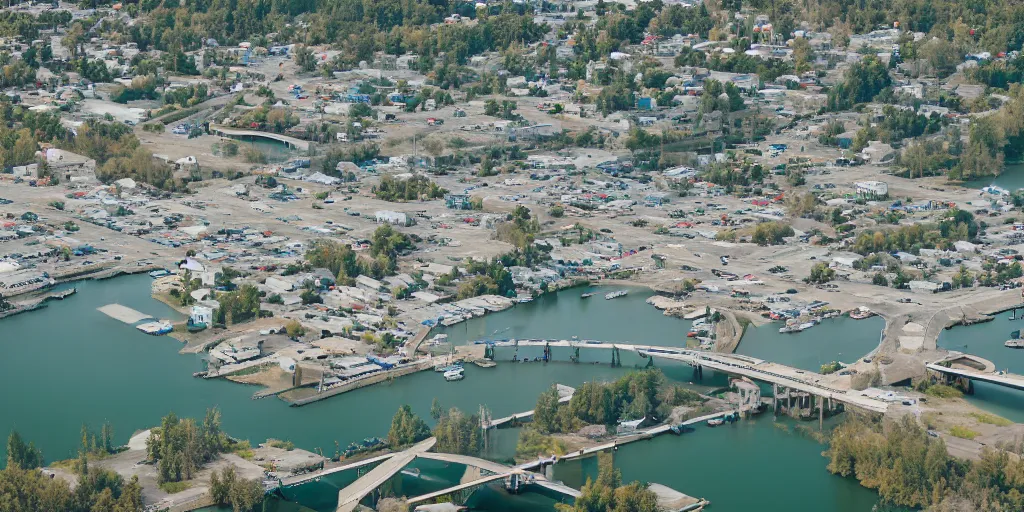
top-left (98, 303), bottom-right (152, 324)
top-left (483, 384), bottom-right (575, 429)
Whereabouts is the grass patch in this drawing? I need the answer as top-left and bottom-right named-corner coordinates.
top-left (159, 106), bottom-right (201, 125)
top-left (949, 426), bottom-right (980, 440)
top-left (925, 384), bottom-right (963, 399)
top-left (159, 481), bottom-right (192, 494)
top-left (268, 439), bottom-right (295, 451)
top-left (232, 440), bottom-right (255, 460)
top-left (969, 412), bottom-right (1012, 427)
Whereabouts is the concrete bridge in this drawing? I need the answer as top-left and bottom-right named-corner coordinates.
top-left (927, 354), bottom-right (1024, 392)
top-left (209, 124), bottom-right (310, 151)
top-left (335, 438), bottom-right (436, 512)
top-left (490, 340), bottom-right (890, 414)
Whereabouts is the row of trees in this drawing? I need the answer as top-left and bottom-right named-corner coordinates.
top-left (385, 404), bottom-right (483, 456)
top-left (374, 175), bottom-right (447, 202)
top-left (533, 370), bottom-right (702, 434)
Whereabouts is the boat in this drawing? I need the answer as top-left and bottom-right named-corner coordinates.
top-left (186, 320), bottom-right (207, 333)
top-left (605, 290), bottom-right (628, 300)
top-left (983, 185), bottom-right (1010, 196)
top-left (443, 368), bottom-right (465, 381)
top-left (1006, 330), bottom-right (1023, 348)
top-left (779, 321), bottom-right (815, 334)
top-left (426, 334), bottom-right (449, 346)
top-left (137, 320), bottom-right (173, 335)
top-left (849, 307), bottom-right (873, 320)
top-left (148, 269), bottom-right (171, 278)
top-left (707, 418), bottom-right (724, 427)
top-left (581, 292), bottom-right (595, 298)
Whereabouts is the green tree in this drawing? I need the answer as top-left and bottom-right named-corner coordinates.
top-left (6, 431), bottom-right (43, 470)
top-left (387, 405), bottom-right (431, 448)
top-left (433, 408), bottom-right (482, 456)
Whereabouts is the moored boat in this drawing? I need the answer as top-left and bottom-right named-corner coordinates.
top-left (707, 418), bottom-right (724, 427)
top-left (443, 368), bottom-right (465, 381)
top-left (849, 306), bottom-right (873, 320)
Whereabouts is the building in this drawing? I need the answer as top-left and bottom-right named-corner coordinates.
top-left (43, 148), bottom-right (96, 182)
top-left (445, 194), bottom-right (473, 210)
top-left (855, 181), bottom-right (888, 199)
top-left (189, 306), bottom-right (213, 326)
top-left (375, 210), bottom-right (413, 226)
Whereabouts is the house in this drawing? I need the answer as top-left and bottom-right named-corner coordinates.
top-left (43, 148), bottom-right (96, 182)
top-left (445, 194), bottom-right (473, 210)
top-left (375, 210), bottom-right (413, 226)
top-left (189, 306), bottom-right (213, 326)
top-left (855, 181), bottom-right (888, 199)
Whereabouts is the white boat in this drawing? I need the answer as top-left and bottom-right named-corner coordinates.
top-left (707, 418), bottom-right (724, 427)
top-left (779, 321), bottom-right (815, 334)
top-left (983, 185), bottom-right (1010, 196)
top-left (443, 368), bottom-right (465, 381)
top-left (605, 290), bottom-right (628, 300)
top-left (137, 320), bottom-right (173, 335)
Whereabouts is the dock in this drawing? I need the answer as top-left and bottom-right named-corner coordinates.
top-left (484, 384), bottom-right (574, 429)
top-left (287, 357), bottom-right (438, 406)
top-left (98, 304), bottom-right (152, 324)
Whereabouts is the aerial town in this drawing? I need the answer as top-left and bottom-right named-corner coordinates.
top-left (1, 0), bottom-right (1024, 511)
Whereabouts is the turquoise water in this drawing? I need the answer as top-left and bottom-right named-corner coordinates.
top-left (737, 316), bottom-right (886, 372)
top-left (937, 310), bottom-right (1024, 422)
top-left (438, 286), bottom-right (693, 346)
top-left (966, 162), bottom-right (1024, 191)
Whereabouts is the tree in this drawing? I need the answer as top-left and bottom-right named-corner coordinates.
top-left (807, 263), bottom-right (836, 284)
top-left (430, 398), bottom-right (443, 421)
top-left (387, 405), bottom-right (430, 448)
top-left (532, 386), bottom-right (562, 433)
top-left (210, 466), bottom-right (260, 511)
top-left (6, 431), bottom-right (43, 470)
top-left (433, 408), bottom-right (483, 456)
top-left (285, 320), bottom-right (306, 339)
top-left (556, 452), bottom-right (659, 512)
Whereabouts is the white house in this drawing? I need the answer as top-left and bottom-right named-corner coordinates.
top-left (190, 306), bottom-right (213, 326)
top-left (855, 181), bottom-right (888, 198)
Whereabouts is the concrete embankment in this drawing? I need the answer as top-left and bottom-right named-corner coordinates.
top-left (284, 358), bottom-right (437, 406)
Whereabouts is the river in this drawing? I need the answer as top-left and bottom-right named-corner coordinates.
top-left (937, 310), bottom-right (1024, 422)
top-left (0, 276), bottom-right (891, 511)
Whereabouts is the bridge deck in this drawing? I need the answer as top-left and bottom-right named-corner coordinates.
top-left (334, 438), bottom-right (436, 512)
top-left (210, 124), bottom-right (310, 151)
top-left (492, 340), bottom-right (889, 413)
top-left (926, 363), bottom-right (1024, 391)
top-left (405, 472), bottom-right (512, 505)
top-left (281, 452), bottom-right (395, 487)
